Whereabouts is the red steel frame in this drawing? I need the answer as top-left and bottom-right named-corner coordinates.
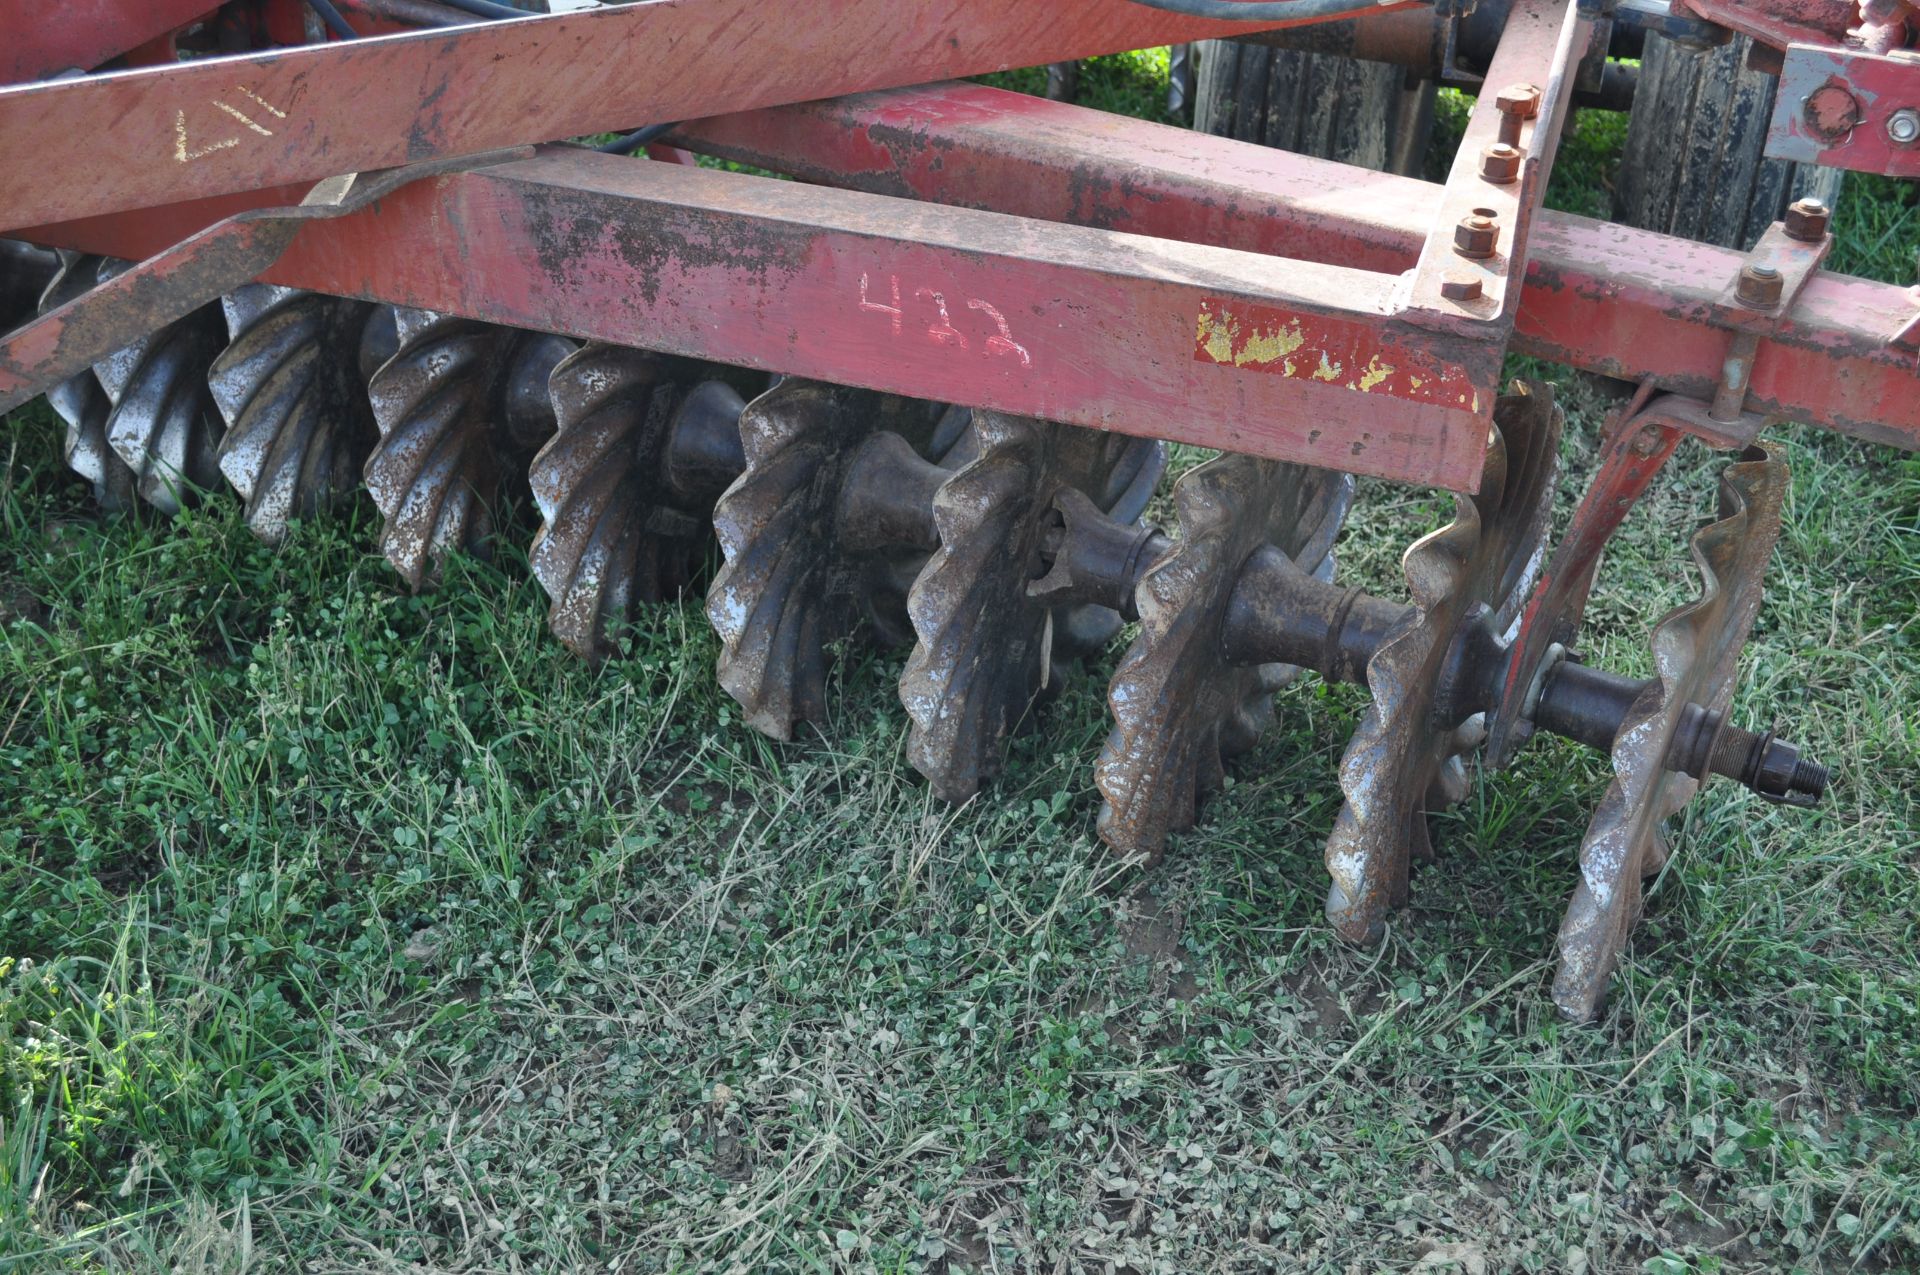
top-left (0, 0), bottom-right (1309, 229)
top-left (2, 0), bottom-right (1918, 493)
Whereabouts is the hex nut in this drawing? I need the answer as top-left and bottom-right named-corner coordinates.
top-left (1783, 198), bottom-right (1830, 242)
top-left (1495, 83), bottom-right (1542, 120)
top-left (1479, 143), bottom-right (1522, 184)
top-left (1440, 272), bottom-right (1484, 302)
top-left (1454, 214), bottom-right (1499, 260)
top-left (1737, 263), bottom-right (1784, 308)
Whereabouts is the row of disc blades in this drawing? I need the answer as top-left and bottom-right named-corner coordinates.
top-left (7, 249), bottom-right (1791, 1019)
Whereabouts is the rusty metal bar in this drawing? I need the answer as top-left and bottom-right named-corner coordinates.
top-left (10, 148), bottom-right (1499, 490)
top-left (0, 149), bottom-right (530, 412)
top-left (1671, 0), bottom-right (1857, 50)
top-left (1402, 0), bottom-right (1590, 326)
top-left (0, 0), bottom-right (1301, 232)
top-left (15, 83), bottom-right (1918, 460)
top-left (669, 83), bottom-right (1920, 453)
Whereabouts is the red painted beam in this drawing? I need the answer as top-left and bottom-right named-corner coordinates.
top-left (0, 0), bottom-right (1313, 233)
top-left (675, 84), bottom-right (1433, 273)
top-left (17, 86), bottom-right (1916, 462)
top-left (0, 0), bottom-right (218, 82)
top-left (673, 84), bottom-right (1920, 454)
top-left (245, 151), bottom-right (1500, 489)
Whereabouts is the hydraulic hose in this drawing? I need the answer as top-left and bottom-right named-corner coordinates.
top-left (435, 0), bottom-right (542, 18)
top-left (306, 0), bottom-right (360, 39)
top-left (596, 121), bottom-right (679, 155)
top-left (312, 0), bottom-right (532, 34)
top-left (1124, 0), bottom-right (1415, 20)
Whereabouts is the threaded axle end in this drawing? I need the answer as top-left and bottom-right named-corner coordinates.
top-left (1791, 758), bottom-right (1831, 800)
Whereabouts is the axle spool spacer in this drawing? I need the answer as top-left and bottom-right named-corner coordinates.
top-left (707, 379), bottom-right (960, 740)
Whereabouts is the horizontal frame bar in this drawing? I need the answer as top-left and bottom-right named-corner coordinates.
top-left (0, 0), bottom-right (1303, 232)
top-left (672, 83), bottom-right (1920, 454)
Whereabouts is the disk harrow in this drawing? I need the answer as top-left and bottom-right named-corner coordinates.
top-left (6, 284), bottom-right (1829, 1015)
top-left (4, 0), bottom-right (1903, 1022)
top-left (1554, 444), bottom-right (1796, 1021)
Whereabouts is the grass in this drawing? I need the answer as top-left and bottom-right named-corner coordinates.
top-left (3, 45), bottom-right (1919, 1275)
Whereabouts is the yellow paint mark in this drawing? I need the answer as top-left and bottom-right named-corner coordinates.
top-left (174, 109), bottom-right (239, 162)
top-left (1240, 320), bottom-right (1307, 366)
top-left (214, 100), bottom-right (274, 136)
top-left (236, 86), bottom-right (288, 119)
top-left (1311, 352), bottom-right (1343, 382)
top-left (1196, 307), bottom-right (1307, 368)
top-left (1408, 376), bottom-right (1425, 390)
top-left (1196, 309), bottom-right (1239, 364)
top-left (1355, 357), bottom-right (1395, 392)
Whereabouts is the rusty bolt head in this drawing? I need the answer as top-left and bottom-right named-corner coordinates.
top-left (1495, 83), bottom-right (1542, 120)
top-left (1890, 108), bottom-right (1920, 146)
top-left (1479, 143), bottom-right (1522, 184)
top-left (1629, 425), bottom-right (1665, 457)
top-left (1737, 263), bottom-right (1784, 308)
top-left (1804, 83), bottom-right (1864, 141)
top-left (1454, 213), bottom-right (1499, 260)
top-left (1783, 198), bottom-right (1831, 242)
top-left (1440, 272), bottom-right (1484, 302)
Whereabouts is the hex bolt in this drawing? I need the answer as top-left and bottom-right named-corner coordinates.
top-left (1440, 272), bottom-right (1484, 302)
top-left (1479, 143), bottom-right (1522, 184)
top-left (1454, 212), bottom-right (1499, 260)
top-left (1890, 108), bottom-right (1920, 146)
top-left (1495, 82), bottom-right (1541, 147)
top-left (1630, 425), bottom-right (1665, 457)
top-left (1737, 263), bottom-right (1784, 308)
top-left (1783, 198), bottom-right (1831, 242)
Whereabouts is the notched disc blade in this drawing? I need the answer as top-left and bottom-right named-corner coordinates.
top-left (902, 415), bottom-right (1171, 804)
top-left (88, 258), bottom-right (228, 515)
top-left (1324, 381), bottom-right (1563, 945)
top-left (38, 255), bottom-right (137, 511)
top-left (1096, 453), bottom-right (1353, 860)
top-left (209, 285), bottom-right (384, 542)
top-left (530, 341), bottom-right (744, 659)
top-left (364, 308), bottom-right (573, 589)
top-left (1553, 444), bottom-right (1789, 1021)
top-left (708, 379), bottom-right (944, 740)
